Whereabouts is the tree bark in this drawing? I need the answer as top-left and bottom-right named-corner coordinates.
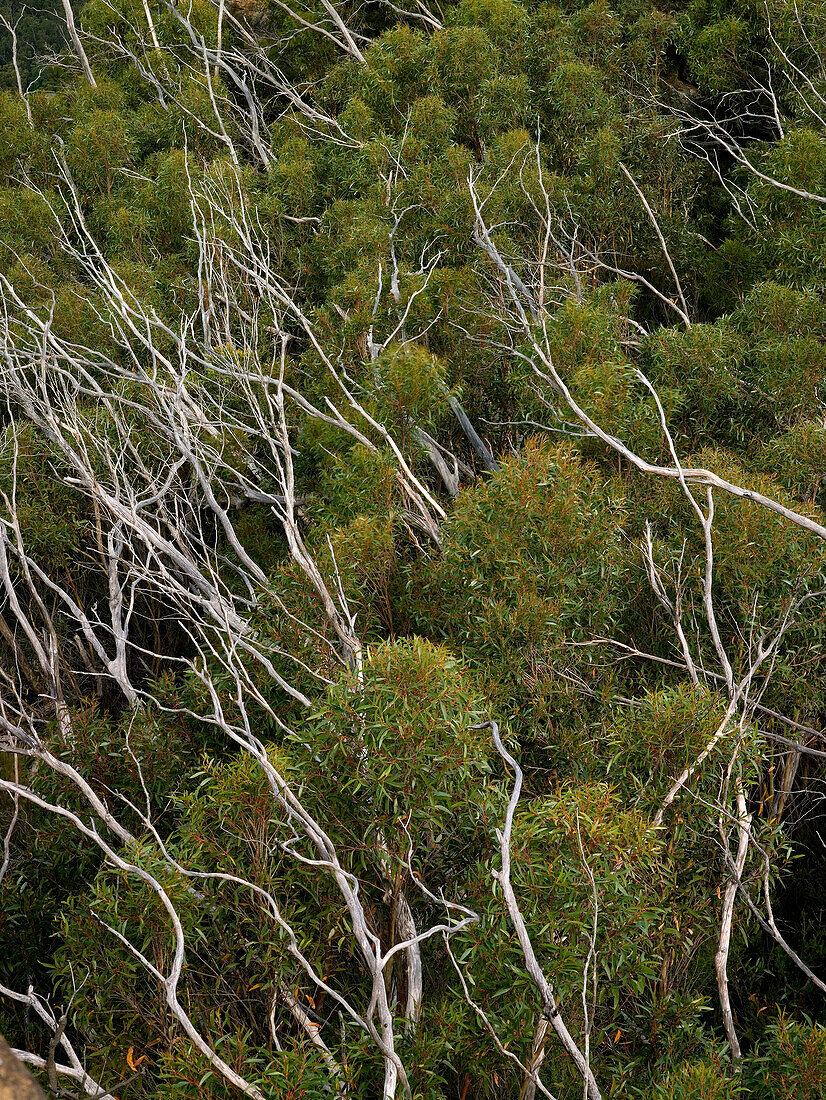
top-left (0, 1034), bottom-right (46, 1100)
top-left (60, 0), bottom-right (97, 87)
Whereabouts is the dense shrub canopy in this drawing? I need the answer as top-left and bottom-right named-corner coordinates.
top-left (2, 0), bottom-right (826, 1095)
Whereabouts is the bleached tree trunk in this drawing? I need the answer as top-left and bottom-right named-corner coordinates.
top-left (59, 0), bottom-right (96, 86)
top-left (715, 781), bottom-right (751, 1059)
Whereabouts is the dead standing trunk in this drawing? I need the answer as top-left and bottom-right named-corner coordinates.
top-left (59, 0), bottom-right (97, 87)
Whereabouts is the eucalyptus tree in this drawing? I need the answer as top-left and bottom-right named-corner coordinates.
top-left (2, 0), bottom-right (826, 1096)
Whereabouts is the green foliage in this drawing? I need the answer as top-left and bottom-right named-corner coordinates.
top-left (745, 1015), bottom-right (826, 1098)
top-left (645, 323), bottom-right (745, 424)
top-left (5, 0), bottom-right (826, 1094)
top-left (295, 638), bottom-right (495, 855)
top-left (647, 1055), bottom-right (741, 1100)
top-left (606, 685), bottom-right (727, 790)
top-left (683, 15), bottom-right (750, 94)
top-left (410, 438), bottom-right (629, 772)
top-left (759, 421), bottom-right (826, 503)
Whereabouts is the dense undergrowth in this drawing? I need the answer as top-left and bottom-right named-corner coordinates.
top-left (2, 0), bottom-right (826, 1094)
